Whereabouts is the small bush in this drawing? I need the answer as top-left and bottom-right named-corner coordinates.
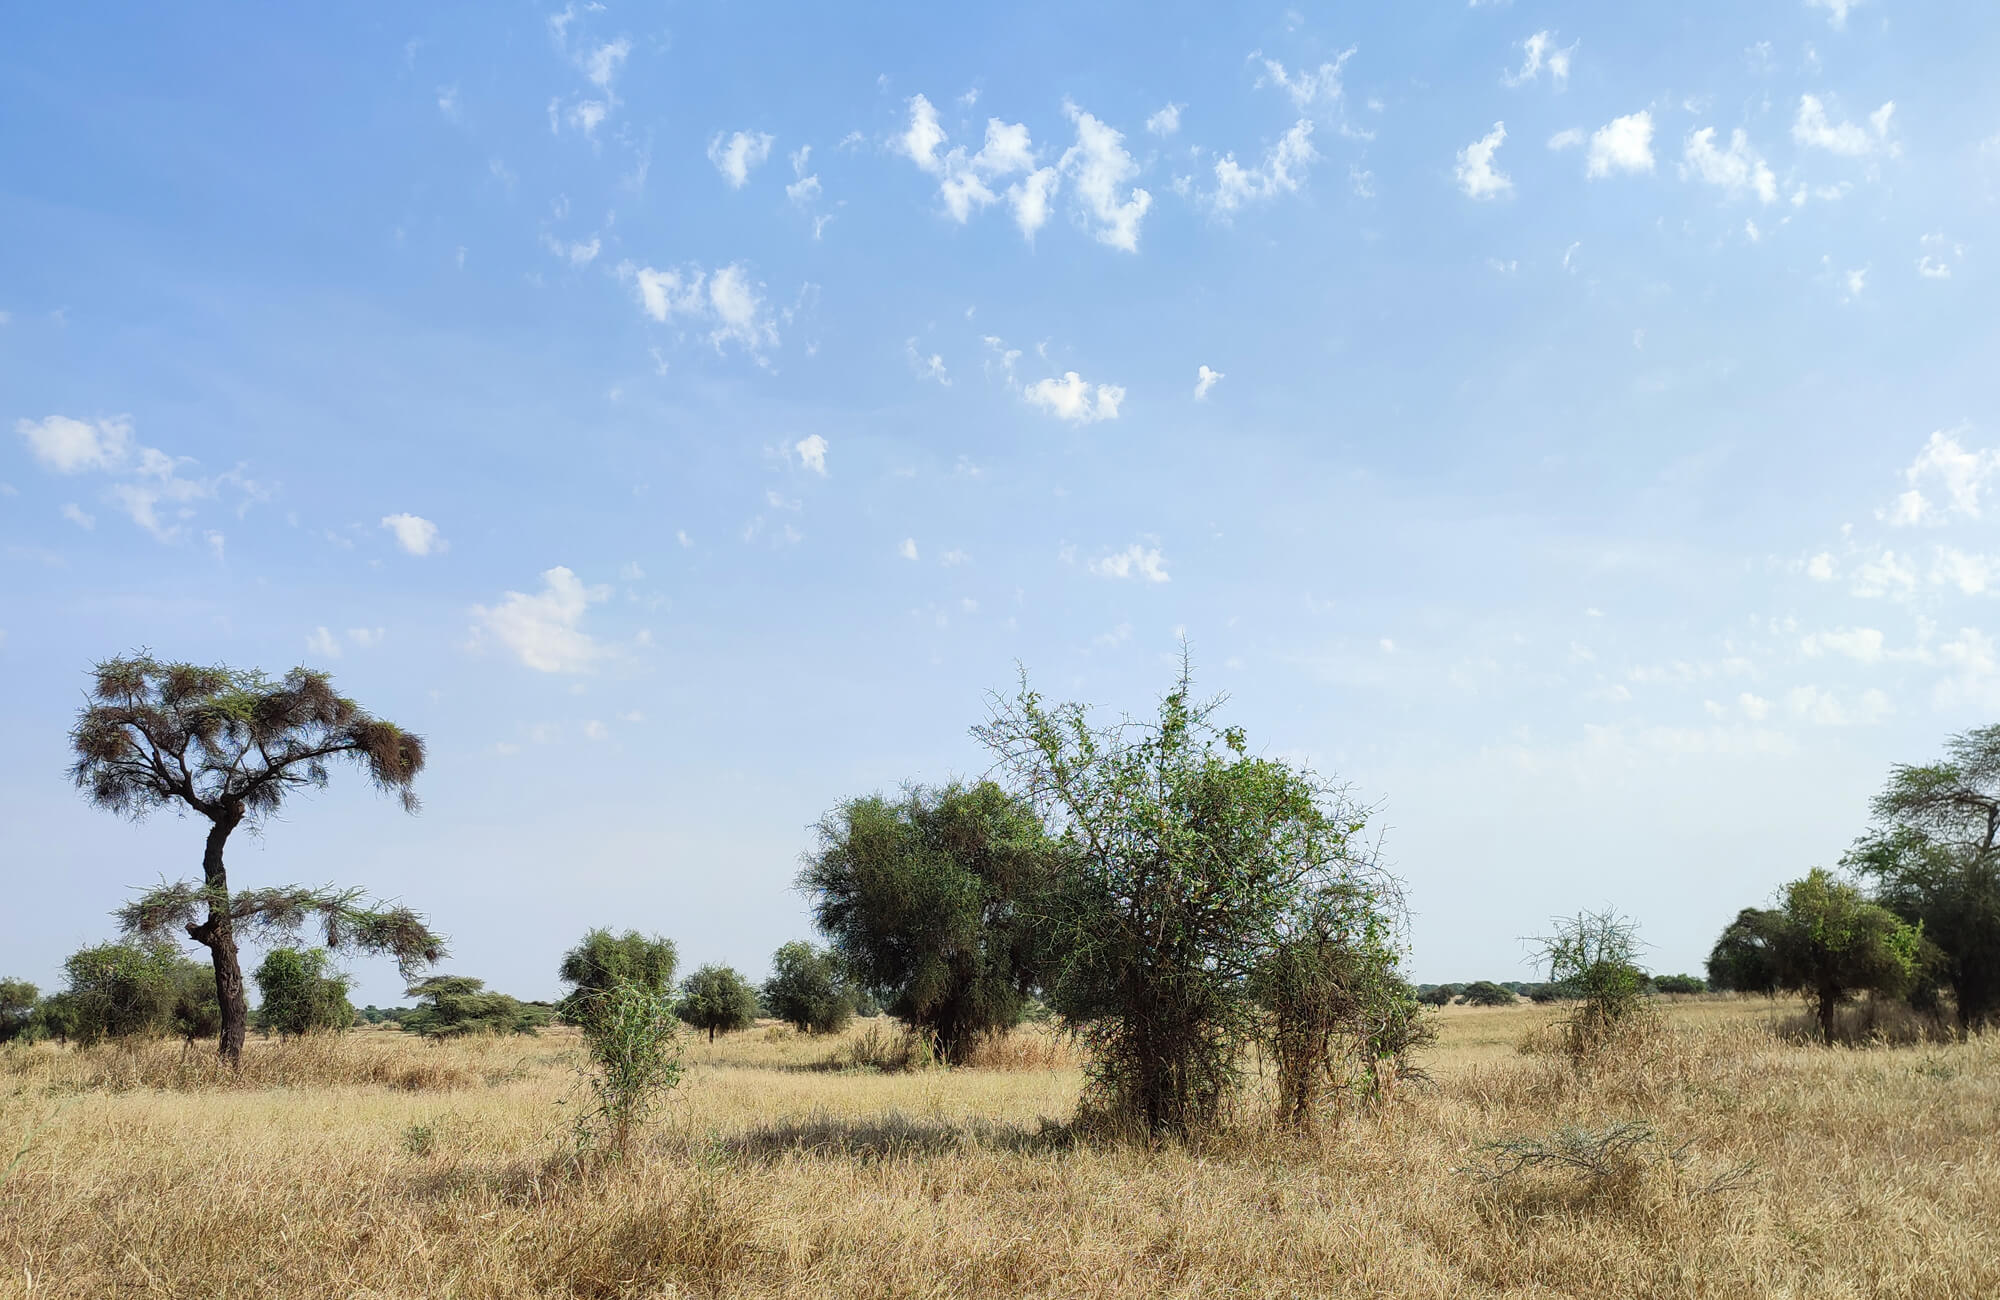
top-left (1464, 1120), bottom-right (1757, 1210)
top-left (1651, 973), bottom-right (1707, 996)
top-left (572, 978), bottom-right (685, 1161)
top-left (252, 947), bottom-right (355, 1037)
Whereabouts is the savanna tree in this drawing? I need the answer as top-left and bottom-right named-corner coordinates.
top-left (0, 979), bottom-right (40, 1043)
top-left (1706, 907), bottom-right (1782, 995)
top-left (252, 947), bottom-right (355, 1037)
top-left (1534, 910), bottom-right (1649, 1056)
top-left (401, 975), bottom-right (550, 1038)
top-left (70, 655), bottom-right (444, 1063)
top-left (556, 928), bottom-right (678, 1028)
top-left (48, 940), bottom-right (212, 1046)
top-left (762, 941), bottom-right (853, 1035)
top-left (799, 781), bottom-right (1059, 1062)
top-left (1766, 868), bottom-right (1925, 1044)
top-left (677, 963), bottom-right (760, 1041)
top-left (1458, 980), bottom-right (1519, 1007)
top-left (976, 660), bottom-right (1395, 1139)
top-left (1843, 724), bottom-right (2000, 1035)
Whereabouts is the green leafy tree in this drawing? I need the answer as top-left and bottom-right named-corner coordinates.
top-left (1651, 973), bottom-right (1707, 995)
top-left (401, 975), bottom-right (549, 1038)
top-left (69, 654), bottom-right (444, 1063)
top-left (1459, 980), bottom-right (1518, 1007)
top-left (762, 941), bottom-right (853, 1035)
top-left (1534, 910), bottom-right (1649, 1056)
top-left (252, 947), bottom-right (356, 1037)
top-left (1251, 885), bottom-right (1424, 1130)
top-left (1706, 907), bottom-right (1782, 995)
top-left (572, 979), bottom-right (684, 1161)
top-left (676, 963), bottom-right (760, 1041)
top-left (799, 781), bottom-right (1059, 1062)
top-left (556, 929), bottom-right (678, 1028)
top-left (975, 660), bottom-right (1391, 1139)
top-left (51, 940), bottom-right (199, 1045)
top-left (0, 980), bottom-right (38, 1043)
top-left (1767, 869), bottom-right (1925, 1044)
top-left (1842, 724), bottom-right (2000, 1035)
top-left (1417, 984), bottom-right (1458, 1007)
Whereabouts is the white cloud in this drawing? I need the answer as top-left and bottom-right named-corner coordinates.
top-left (1587, 111), bottom-right (1655, 177)
top-left (381, 513), bottom-right (445, 556)
top-left (1146, 103), bottom-right (1182, 136)
top-left (1884, 430), bottom-right (2000, 525)
top-left (1456, 122), bottom-right (1513, 199)
top-left (1806, 0), bottom-right (1859, 30)
top-left (708, 130), bottom-right (774, 188)
top-left (307, 627), bottom-right (342, 659)
top-left (581, 38), bottom-right (630, 88)
top-left (1792, 94), bottom-right (1894, 156)
top-left (471, 566), bottom-right (610, 673)
top-left (899, 537), bottom-right (919, 561)
top-left (1932, 546), bottom-right (1999, 595)
top-left (940, 549), bottom-right (968, 566)
top-left (1504, 31), bottom-right (1575, 88)
top-left (1800, 626), bottom-right (1886, 663)
top-left (1008, 166), bottom-right (1059, 240)
top-left (1253, 51), bottom-right (1354, 111)
top-left (1059, 103), bottom-right (1152, 252)
top-left (1851, 549), bottom-right (1918, 598)
top-left (436, 84), bottom-right (461, 122)
top-left (1937, 629), bottom-right (2000, 709)
top-left (1739, 692), bottom-right (1772, 722)
top-left (1806, 551), bottom-right (1836, 581)
top-left (17, 414), bottom-right (131, 473)
top-left (583, 720), bottom-right (609, 741)
top-left (1194, 365), bottom-right (1224, 400)
top-left (905, 339), bottom-right (950, 385)
top-left (1022, 371), bottom-right (1125, 424)
top-left (1547, 127), bottom-right (1586, 151)
top-left (1210, 120), bottom-right (1317, 213)
top-left (794, 433), bottom-right (828, 475)
top-left (1681, 128), bottom-right (1776, 203)
top-left (1787, 684), bottom-right (1892, 726)
top-left (896, 94), bottom-right (949, 172)
top-left (623, 261), bottom-right (780, 357)
top-left (1090, 543), bottom-right (1170, 583)
top-left (60, 502), bottom-right (94, 529)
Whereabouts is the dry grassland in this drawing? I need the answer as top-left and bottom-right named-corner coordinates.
top-left (3, 998), bottom-right (1996, 1298)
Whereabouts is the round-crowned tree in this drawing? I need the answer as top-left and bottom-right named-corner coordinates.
top-left (799, 781), bottom-right (1058, 1062)
top-left (762, 941), bottom-right (852, 1035)
top-left (253, 947), bottom-right (355, 1037)
top-left (676, 963), bottom-right (760, 1041)
top-left (557, 929), bottom-right (678, 1028)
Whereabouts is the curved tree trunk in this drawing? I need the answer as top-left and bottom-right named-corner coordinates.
top-left (186, 812), bottom-right (249, 1065)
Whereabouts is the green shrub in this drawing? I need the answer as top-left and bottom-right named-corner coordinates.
top-left (573, 978), bottom-right (685, 1161)
top-left (762, 942), bottom-right (853, 1035)
top-left (557, 929), bottom-right (677, 1027)
top-left (1458, 980), bottom-right (1517, 1007)
top-left (252, 947), bottom-right (355, 1037)
top-left (401, 975), bottom-right (548, 1038)
top-left (677, 964), bottom-right (760, 1041)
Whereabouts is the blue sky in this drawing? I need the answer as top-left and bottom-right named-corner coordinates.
top-left (4, 1), bottom-right (1998, 1004)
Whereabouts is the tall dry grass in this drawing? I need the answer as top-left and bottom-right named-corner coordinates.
top-left (3, 999), bottom-right (1997, 1298)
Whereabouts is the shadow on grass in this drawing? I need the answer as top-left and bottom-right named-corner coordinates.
top-left (718, 1108), bottom-right (1074, 1163)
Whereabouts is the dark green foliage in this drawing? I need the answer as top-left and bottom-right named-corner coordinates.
top-left (1523, 982), bottom-right (1560, 1004)
top-left (557, 929), bottom-right (678, 1027)
top-left (1535, 910), bottom-right (1650, 1056)
top-left (358, 1005), bottom-right (411, 1025)
top-left (762, 941), bottom-right (853, 1035)
top-left (401, 975), bottom-right (549, 1038)
top-left (1252, 886), bottom-right (1429, 1129)
top-left (1707, 908), bottom-right (1782, 995)
top-left (1417, 984), bottom-right (1457, 1007)
top-left (1651, 973), bottom-right (1707, 995)
top-left (69, 653), bottom-right (440, 1063)
top-left (252, 947), bottom-right (355, 1037)
top-left (1458, 980), bottom-right (1517, 1007)
top-left (51, 940), bottom-right (215, 1046)
top-left (799, 781), bottom-right (1059, 1062)
top-left (1842, 724), bottom-right (2000, 1036)
top-left (976, 661), bottom-right (1401, 1139)
top-left (0, 980), bottom-right (36, 1044)
top-left (676, 963), bottom-right (760, 1041)
top-left (1763, 869), bottom-right (1925, 1044)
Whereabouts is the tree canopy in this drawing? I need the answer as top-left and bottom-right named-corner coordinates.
top-left (557, 929), bottom-right (678, 1027)
top-left (799, 780), bottom-right (1058, 1062)
top-left (1764, 869), bottom-right (1926, 1044)
top-left (762, 941), bottom-right (853, 1035)
top-left (70, 654), bottom-right (442, 1062)
top-left (676, 963), bottom-right (760, 1041)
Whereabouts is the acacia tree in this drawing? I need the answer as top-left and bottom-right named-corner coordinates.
top-left (799, 781), bottom-right (1059, 1063)
top-left (556, 929), bottom-right (678, 1028)
top-left (1767, 869), bottom-right (1925, 1044)
top-left (1533, 910), bottom-right (1649, 1057)
top-left (976, 660), bottom-right (1396, 1140)
top-left (69, 654), bottom-right (445, 1064)
top-left (1842, 724), bottom-right (2000, 1035)
top-left (762, 941), bottom-right (853, 1035)
top-left (1707, 907), bottom-right (1782, 995)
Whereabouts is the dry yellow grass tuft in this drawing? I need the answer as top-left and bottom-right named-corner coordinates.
top-left (4, 999), bottom-right (1997, 1298)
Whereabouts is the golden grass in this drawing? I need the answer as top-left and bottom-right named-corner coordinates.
top-left (4, 1000), bottom-right (1997, 1298)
